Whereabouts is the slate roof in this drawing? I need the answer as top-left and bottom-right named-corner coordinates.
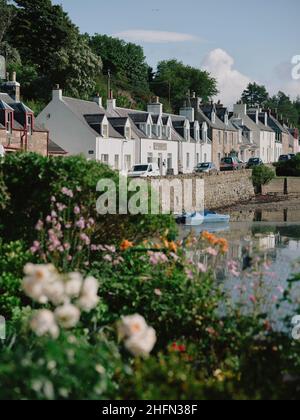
top-left (48, 139), bottom-right (67, 155)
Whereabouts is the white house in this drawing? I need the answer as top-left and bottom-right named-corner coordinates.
top-left (232, 103), bottom-right (276, 163)
top-left (37, 88), bottom-right (212, 175)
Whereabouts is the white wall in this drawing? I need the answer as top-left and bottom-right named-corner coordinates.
top-left (140, 138), bottom-right (178, 175)
top-left (37, 99), bottom-right (97, 158)
top-left (96, 138), bottom-right (136, 171)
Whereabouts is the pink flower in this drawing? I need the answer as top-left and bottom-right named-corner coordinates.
top-left (80, 233), bottom-right (91, 246)
top-left (46, 215), bottom-right (52, 224)
top-left (249, 295), bottom-right (257, 304)
top-left (88, 218), bottom-right (95, 226)
top-left (61, 187), bottom-right (74, 198)
top-left (105, 245), bottom-right (116, 253)
top-left (67, 255), bottom-right (73, 261)
top-left (197, 263), bottom-right (207, 273)
top-left (30, 241), bottom-right (40, 254)
top-left (76, 218), bottom-right (85, 230)
top-left (91, 245), bottom-right (98, 252)
top-left (57, 203), bottom-right (67, 212)
top-left (74, 206), bottom-right (81, 215)
top-left (51, 196), bottom-right (56, 203)
top-left (64, 243), bottom-right (71, 251)
top-left (51, 211), bottom-right (57, 218)
top-left (206, 247), bottom-right (218, 257)
top-left (185, 269), bottom-right (194, 280)
top-left (65, 223), bottom-right (72, 229)
top-left (35, 220), bottom-right (44, 231)
top-left (103, 254), bottom-right (113, 262)
top-left (154, 289), bottom-right (162, 296)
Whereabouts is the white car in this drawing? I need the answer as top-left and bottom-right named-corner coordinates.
top-left (127, 163), bottom-right (160, 178)
top-left (0, 145), bottom-right (5, 158)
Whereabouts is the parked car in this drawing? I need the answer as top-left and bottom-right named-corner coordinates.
top-left (220, 157), bottom-right (240, 171)
top-left (194, 162), bottom-right (218, 174)
top-left (246, 158), bottom-right (263, 169)
top-left (127, 163), bottom-right (160, 178)
top-left (289, 154), bottom-right (296, 160)
top-left (237, 159), bottom-right (246, 169)
top-left (0, 145), bottom-right (5, 158)
top-left (278, 154), bottom-right (291, 162)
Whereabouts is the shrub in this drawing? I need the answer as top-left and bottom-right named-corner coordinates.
top-left (251, 165), bottom-right (275, 194)
top-left (0, 153), bottom-right (176, 245)
top-left (275, 154), bottom-right (300, 177)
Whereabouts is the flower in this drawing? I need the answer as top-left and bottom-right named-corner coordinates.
top-left (148, 251), bottom-right (168, 265)
top-left (171, 343), bottom-right (186, 353)
top-left (118, 314), bottom-right (148, 339)
top-left (124, 327), bottom-right (157, 357)
top-left (30, 310), bottom-right (59, 339)
top-left (61, 187), bottom-right (74, 198)
top-left (23, 264), bottom-right (58, 304)
top-left (35, 220), bottom-right (44, 231)
top-left (74, 206), bottom-right (81, 215)
top-left (197, 263), bottom-right (207, 273)
top-left (120, 240), bottom-right (134, 252)
top-left (65, 272), bottom-right (83, 298)
top-left (43, 279), bottom-right (65, 306)
top-left (206, 247), bottom-right (218, 257)
top-left (55, 304), bottom-right (80, 329)
top-left (30, 241), bottom-right (41, 254)
top-left (77, 276), bottom-right (99, 312)
top-left (76, 218), bottom-right (85, 230)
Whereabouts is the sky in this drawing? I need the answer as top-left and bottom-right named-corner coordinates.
top-left (53, 0), bottom-right (300, 106)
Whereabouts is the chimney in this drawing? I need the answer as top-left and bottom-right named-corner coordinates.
top-left (179, 104), bottom-right (195, 122)
top-left (52, 84), bottom-right (63, 101)
top-left (233, 102), bottom-right (247, 118)
top-left (106, 89), bottom-right (116, 112)
top-left (147, 96), bottom-right (163, 115)
top-left (92, 93), bottom-right (102, 107)
top-left (2, 72), bottom-right (21, 102)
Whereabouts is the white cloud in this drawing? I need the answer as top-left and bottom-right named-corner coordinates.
top-left (113, 30), bottom-right (201, 44)
top-left (202, 49), bottom-right (251, 107)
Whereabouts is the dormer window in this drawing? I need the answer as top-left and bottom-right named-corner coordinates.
top-left (102, 123), bottom-right (109, 138)
top-left (225, 113), bottom-right (229, 125)
top-left (157, 124), bottom-right (162, 138)
top-left (125, 124), bottom-right (131, 140)
top-left (211, 111), bottom-right (216, 124)
top-left (6, 111), bottom-right (13, 134)
top-left (147, 124), bottom-right (152, 138)
top-left (26, 114), bottom-right (33, 135)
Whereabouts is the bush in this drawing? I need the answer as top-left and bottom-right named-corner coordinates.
top-left (275, 154), bottom-right (300, 177)
top-left (251, 165), bottom-right (275, 194)
top-left (0, 153), bottom-right (176, 245)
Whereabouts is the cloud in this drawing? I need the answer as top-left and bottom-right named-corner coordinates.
top-left (113, 30), bottom-right (201, 44)
top-left (202, 49), bottom-right (251, 107)
top-left (269, 59), bottom-right (300, 98)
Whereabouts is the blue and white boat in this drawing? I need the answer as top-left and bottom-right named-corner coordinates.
top-left (176, 210), bottom-right (230, 226)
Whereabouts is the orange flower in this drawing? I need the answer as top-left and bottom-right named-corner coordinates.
top-left (168, 241), bottom-right (178, 253)
top-left (120, 240), bottom-right (134, 252)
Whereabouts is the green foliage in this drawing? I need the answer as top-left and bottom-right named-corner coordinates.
top-left (0, 241), bottom-right (32, 318)
top-left (0, 0), bottom-right (15, 45)
top-left (251, 165), bottom-right (275, 192)
top-left (275, 154), bottom-right (300, 177)
top-left (0, 153), bottom-right (176, 245)
top-left (153, 60), bottom-right (218, 111)
top-left (241, 82), bottom-right (269, 107)
top-left (4, 0), bottom-right (102, 100)
top-left (266, 92), bottom-right (300, 128)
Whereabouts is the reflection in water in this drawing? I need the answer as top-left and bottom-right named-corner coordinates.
top-left (180, 212), bottom-right (300, 328)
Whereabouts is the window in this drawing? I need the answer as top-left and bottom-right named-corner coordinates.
top-left (218, 153), bottom-right (221, 162)
top-left (167, 126), bottom-right (171, 140)
top-left (186, 153), bottom-right (190, 169)
top-left (167, 154), bottom-right (173, 169)
top-left (6, 111), bottom-right (12, 134)
top-left (124, 155), bottom-right (131, 171)
top-left (224, 132), bottom-right (228, 145)
top-left (157, 125), bottom-right (162, 138)
top-left (114, 155), bottom-right (119, 170)
top-left (204, 153), bottom-right (207, 163)
top-left (196, 153), bottom-right (200, 164)
top-left (101, 154), bottom-right (109, 165)
top-left (26, 114), bottom-right (33, 135)
top-left (147, 153), bottom-right (153, 163)
top-left (211, 112), bottom-right (216, 124)
top-left (102, 124), bottom-right (109, 138)
top-left (225, 114), bottom-right (229, 125)
top-left (147, 124), bottom-right (152, 138)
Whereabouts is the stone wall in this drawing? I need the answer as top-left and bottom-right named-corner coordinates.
top-left (262, 178), bottom-right (300, 195)
top-left (150, 170), bottom-right (255, 212)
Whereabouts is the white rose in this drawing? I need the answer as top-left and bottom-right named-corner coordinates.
top-left (30, 310), bottom-right (59, 339)
top-left (81, 276), bottom-right (99, 296)
top-left (125, 327), bottom-right (157, 357)
top-left (23, 277), bottom-right (48, 304)
top-left (77, 293), bottom-right (99, 312)
top-left (24, 263), bottom-right (57, 282)
top-left (65, 272), bottom-right (83, 298)
top-left (118, 314), bottom-right (148, 339)
top-left (43, 280), bottom-right (66, 306)
top-left (55, 304), bottom-right (80, 329)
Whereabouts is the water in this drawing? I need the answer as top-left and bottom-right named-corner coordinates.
top-left (179, 208), bottom-right (300, 328)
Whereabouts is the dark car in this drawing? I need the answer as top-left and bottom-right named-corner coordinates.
top-left (246, 158), bottom-right (263, 169)
top-left (289, 154), bottom-right (296, 160)
top-left (278, 155), bottom-right (290, 162)
top-left (220, 157), bottom-right (240, 171)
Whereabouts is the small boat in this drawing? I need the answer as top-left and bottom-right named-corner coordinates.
top-left (176, 210), bottom-right (230, 226)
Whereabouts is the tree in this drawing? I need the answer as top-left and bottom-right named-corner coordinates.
top-left (6, 0), bottom-right (102, 100)
top-left (0, 0), bottom-right (15, 45)
top-left (266, 91), bottom-right (299, 127)
top-left (241, 82), bottom-right (269, 107)
top-left (152, 60), bottom-right (218, 111)
top-left (252, 165), bottom-right (275, 194)
top-left (88, 34), bottom-right (149, 92)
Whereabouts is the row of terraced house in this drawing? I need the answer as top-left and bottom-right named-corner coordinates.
top-left (1, 74), bottom-right (299, 174)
